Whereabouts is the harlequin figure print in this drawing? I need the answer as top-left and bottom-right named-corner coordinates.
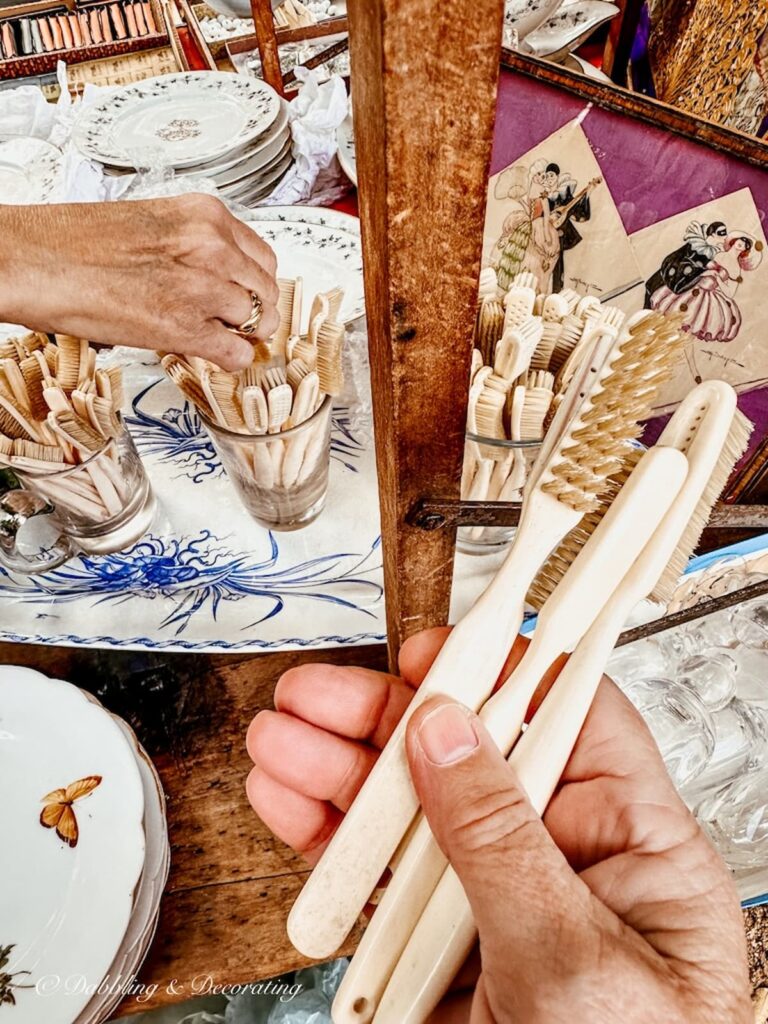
top-left (490, 159), bottom-right (602, 293)
top-left (648, 227), bottom-right (764, 343)
top-left (644, 221), bottom-right (728, 307)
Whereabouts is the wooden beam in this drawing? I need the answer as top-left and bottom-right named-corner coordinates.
top-left (348, 0), bottom-right (505, 667)
top-left (250, 0), bottom-right (284, 96)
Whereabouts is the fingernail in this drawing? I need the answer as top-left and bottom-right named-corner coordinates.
top-left (418, 703), bottom-right (479, 766)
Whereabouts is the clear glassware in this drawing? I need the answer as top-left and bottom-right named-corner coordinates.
top-left (621, 677), bottom-right (716, 790)
top-left (733, 647), bottom-right (768, 708)
top-left (697, 765), bottom-right (768, 870)
top-left (6, 425), bottom-right (156, 560)
top-left (457, 433), bottom-right (542, 555)
top-left (682, 699), bottom-right (768, 804)
top-left (731, 599), bottom-right (768, 650)
top-left (202, 396), bottom-right (332, 531)
top-left (653, 611), bottom-right (736, 666)
top-left (677, 649), bottom-right (738, 712)
top-left (606, 638), bottom-right (672, 685)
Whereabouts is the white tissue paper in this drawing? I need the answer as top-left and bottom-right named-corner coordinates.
top-left (0, 63), bottom-right (133, 202)
top-left (0, 85), bottom-right (56, 142)
top-left (262, 68), bottom-right (350, 208)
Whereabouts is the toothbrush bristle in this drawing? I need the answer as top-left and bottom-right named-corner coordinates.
top-left (650, 407), bottom-right (753, 604)
top-left (542, 312), bottom-right (685, 514)
top-left (527, 445), bottom-right (645, 610)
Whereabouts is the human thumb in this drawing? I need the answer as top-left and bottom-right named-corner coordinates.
top-left (406, 697), bottom-right (598, 981)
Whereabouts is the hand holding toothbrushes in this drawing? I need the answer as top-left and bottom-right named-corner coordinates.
top-left (247, 629), bottom-right (751, 1024)
top-left (247, 269), bottom-right (754, 1023)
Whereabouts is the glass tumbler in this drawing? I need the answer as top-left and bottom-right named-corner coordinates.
top-left (457, 432), bottom-right (542, 554)
top-left (698, 765), bottom-right (768, 870)
top-left (5, 425), bottom-right (156, 562)
top-left (621, 676), bottom-right (716, 790)
top-left (202, 396), bottom-right (332, 531)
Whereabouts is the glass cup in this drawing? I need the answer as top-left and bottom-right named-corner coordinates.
top-left (202, 396), bottom-right (332, 531)
top-left (0, 425), bottom-right (156, 569)
top-left (653, 611), bottom-right (736, 666)
top-left (457, 432), bottom-right (542, 554)
top-left (682, 699), bottom-right (768, 804)
top-left (698, 765), bottom-right (768, 870)
top-left (731, 599), bottom-right (768, 650)
top-left (606, 638), bottom-right (672, 686)
top-left (678, 649), bottom-right (738, 712)
top-left (621, 676), bottom-right (716, 790)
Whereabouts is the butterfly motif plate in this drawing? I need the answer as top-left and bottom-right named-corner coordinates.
top-left (75, 711), bottom-right (168, 1024)
top-left (0, 667), bottom-right (145, 1023)
top-left (72, 72), bottom-right (281, 170)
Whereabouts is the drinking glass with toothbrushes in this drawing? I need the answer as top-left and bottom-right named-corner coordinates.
top-left (460, 269), bottom-right (625, 553)
top-left (160, 279), bottom-right (345, 530)
top-left (0, 332), bottom-right (156, 571)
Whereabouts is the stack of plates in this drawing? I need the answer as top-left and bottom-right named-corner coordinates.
top-left (1, 666), bottom-right (169, 1024)
top-left (72, 72), bottom-right (293, 206)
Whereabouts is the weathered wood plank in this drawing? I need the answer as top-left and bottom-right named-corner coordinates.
top-left (249, 0), bottom-right (284, 95)
top-left (348, 0), bottom-right (505, 667)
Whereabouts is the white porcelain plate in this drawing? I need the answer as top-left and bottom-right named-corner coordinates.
top-left (220, 138), bottom-right (294, 194)
top-left (525, 0), bottom-right (619, 59)
top-left (0, 137), bottom-right (63, 204)
top-left (209, 125), bottom-right (291, 187)
top-left (504, 0), bottom-right (563, 42)
top-left (0, 667), bottom-right (145, 1024)
top-left (243, 206), bottom-right (365, 329)
top-left (72, 72), bottom-right (281, 169)
top-left (178, 98), bottom-right (290, 179)
top-left (336, 115), bottom-right (356, 187)
top-left (76, 715), bottom-right (168, 1024)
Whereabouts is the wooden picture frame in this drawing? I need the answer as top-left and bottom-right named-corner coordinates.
top-left (500, 50), bottom-right (768, 169)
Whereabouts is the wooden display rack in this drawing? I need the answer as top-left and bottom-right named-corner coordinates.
top-left (1, 0), bottom-right (767, 1013)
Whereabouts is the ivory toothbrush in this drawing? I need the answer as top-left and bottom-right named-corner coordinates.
top-left (373, 380), bottom-right (751, 1024)
top-left (331, 443), bottom-right (684, 1024)
top-left (287, 310), bottom-right (685, 960)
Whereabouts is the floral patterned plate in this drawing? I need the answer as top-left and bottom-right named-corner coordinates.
top-left (524, 0), bottom-right (620, 60)
top-left (0, 137), bottom-right (63, 205)
top-left (241, 206), bottom-right (365, 331)
top-left (0, 667), bottom-right (145, 1023)
top-left (336, 114), bottom-right (356, 187)
top-left (72, 72), bottom-right (281, 170)
top-left (504, 0), bottom-right (563, 43)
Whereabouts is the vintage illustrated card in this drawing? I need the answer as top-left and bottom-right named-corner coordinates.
top-left (483, 119), bottom-right (645, 312)
top-left (630, 187), bottom-right (768, 411)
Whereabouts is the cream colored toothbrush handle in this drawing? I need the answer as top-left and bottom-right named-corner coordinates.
top-left (370, 450), bottom-right (690, 1023)
top-left (332, 814), bottom-right (445, 1024)
top-left (372, 616), bottom-right (634, 1024)
top-left (287, 505), bottom-right (576, 960)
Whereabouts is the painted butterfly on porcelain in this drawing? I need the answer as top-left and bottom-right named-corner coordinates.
top-left (39, 776), bottom-right (102, 848)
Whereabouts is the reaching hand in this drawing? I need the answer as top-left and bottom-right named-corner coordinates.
top-left (246, 627), bottom-right (751, 1023)
top-left (0, 194), bottom-right (279, 371)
